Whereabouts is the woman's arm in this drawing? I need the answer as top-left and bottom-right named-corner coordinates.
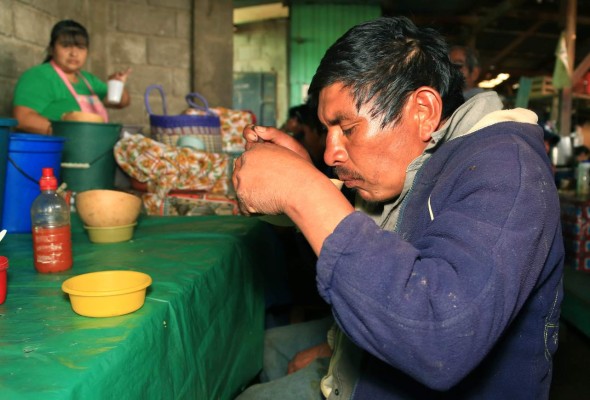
top-left (13, 106), bottom-right (52, 134)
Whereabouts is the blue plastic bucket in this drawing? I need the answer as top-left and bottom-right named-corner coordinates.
top-left (1, 134), bottom-right (66, 233)
top-left (0, 118), bottom-right (17, 229)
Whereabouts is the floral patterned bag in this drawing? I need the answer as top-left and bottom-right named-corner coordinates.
top-left (114, 132), bottom-right (230, 214)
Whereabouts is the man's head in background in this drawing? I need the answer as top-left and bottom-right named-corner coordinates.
top-left (449, 45), bottom-right (481, 94)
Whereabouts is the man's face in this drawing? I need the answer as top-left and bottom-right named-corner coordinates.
top-left (449, 48), bottom-right (479, 90)
top-left (318, 83), bottom-right (429, 202)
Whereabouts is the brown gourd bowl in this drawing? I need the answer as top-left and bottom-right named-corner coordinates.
top-left (76, 190), bottom-right (142, 228)
top-left (61, 111), bottom-right (105, 123)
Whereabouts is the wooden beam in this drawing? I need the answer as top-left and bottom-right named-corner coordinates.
top-left (481, 28), bottom-right (557, 39)
top-left (464, 0), bottom-right (528, 41)
top-left (481, 20), bottom-right (545, 73)
top-left (504, 11), bottom-right (590, 26)
top-left (573, 52), bottom-right (590, 84)
top-left (559, 0), bottom-right (577, 136)
top-left (412, 12), bottom-right (590, 28)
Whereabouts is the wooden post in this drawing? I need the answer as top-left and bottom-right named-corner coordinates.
top-left (559, 0), bottom-right (577, 136)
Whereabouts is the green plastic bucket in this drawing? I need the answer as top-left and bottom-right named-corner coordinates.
top-left (52, 121), bottom-right (122, 193)
top-left (0, 118), bottom-right (17, 229)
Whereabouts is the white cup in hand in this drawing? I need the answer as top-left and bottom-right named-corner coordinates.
top-left (107, 79), bottom-right (124, 104)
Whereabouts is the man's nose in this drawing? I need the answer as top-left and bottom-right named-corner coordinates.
top-left (324, 131), bottom-right (348, 166)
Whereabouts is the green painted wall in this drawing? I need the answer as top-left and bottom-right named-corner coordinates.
top-left (289, 3), bottom-right (381, 107)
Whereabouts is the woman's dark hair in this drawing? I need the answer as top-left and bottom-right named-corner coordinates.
top-left (43, 20), bottom-right (89, 63)
top-left (308, 16), bottom-right (465, 128)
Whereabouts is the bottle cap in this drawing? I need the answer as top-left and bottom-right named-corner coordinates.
top-left (39, 167), bottom-right (58, 191)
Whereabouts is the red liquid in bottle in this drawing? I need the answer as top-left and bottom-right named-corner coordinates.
top-left (32, 225), bottom-right (72, 273)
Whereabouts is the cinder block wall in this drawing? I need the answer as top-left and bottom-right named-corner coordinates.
top-left (234, 19), bottom-right (288, 126)
top-left (0, 0), bottom-right (232, 129)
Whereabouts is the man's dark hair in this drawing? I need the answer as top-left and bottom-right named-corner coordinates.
top-left (308, 17), bottom-right (465, 128)
top-left (44, 20), bottom-right (89, 63)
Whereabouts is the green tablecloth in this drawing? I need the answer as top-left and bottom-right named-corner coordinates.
top-left (0, 215), bottom-right (281, 399)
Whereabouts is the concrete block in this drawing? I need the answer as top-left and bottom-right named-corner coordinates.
top-left (107, 33), bottom-right (147, 65)
top-left (57, 0), bottom-right (86, 18)
top-left (144, 90), bottom-right (187, 116)
top-left (108, 95), bottom-right (149, 126)
top-left (176, 10), bottom-right (190, 39)
top-left (20, 0), bottom-right (60, 15)
top-left (13, 3), bottom-right (54, 47)
top-left (236, 46), bottom-right (261, 61)
top-left (0, 0), bottom-right (14, 36)
top-left (125, 64), bottom-right (174, 97)
top-left (148, 0), bottom-right (190, 10)
top-left (109, 0), bottom-right (148, 4)
top-left (0, 38), bottom-right (43, 79)
top-left (0, 77), bottom-right (17, 117)
top-left (170, 68), bottom-right (190, 97)
top-left (115, 3), bottom-right (177, 37)
top-left (147, 37), bottom-right (189, 68)
top-left (165, 95), bottom-right (190, 115)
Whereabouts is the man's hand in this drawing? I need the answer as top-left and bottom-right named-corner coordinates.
top-left (287, 342), bottom-right (333, 375)
top-left (235, 124), bottom-right (354, 256)
top-left (243, 125), bottom-right (312, 163)
top-left (232, 142), bottom-right (320, 216)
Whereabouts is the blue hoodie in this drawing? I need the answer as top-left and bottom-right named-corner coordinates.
top-left (317, 92), bottom-right (564, 399)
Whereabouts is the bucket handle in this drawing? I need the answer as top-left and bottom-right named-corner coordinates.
top-left (61, 147), bottom-right (113, 170)
top-left (7, 156), bottom-right (38, 185)
top-left (144, 84), bottom-right (168, 116)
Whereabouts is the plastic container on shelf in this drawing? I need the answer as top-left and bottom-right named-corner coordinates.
top-left (30, 168), bottom-right (72, 273)
top-left (577, 161), bottom-right (590, 196)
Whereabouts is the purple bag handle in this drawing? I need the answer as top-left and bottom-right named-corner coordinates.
top-left (185, 93), bottom-right (216, 115)
top-left (144, 84), bottom-right (168, 115)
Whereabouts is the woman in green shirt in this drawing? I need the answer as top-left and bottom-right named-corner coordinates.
top-left (12, 20), bottom-right (132, 134)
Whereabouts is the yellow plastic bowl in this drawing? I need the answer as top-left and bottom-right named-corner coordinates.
top-left (85, 223), bottom-right (137, 243)
top-left (62, 270), bottom-right (152, 317)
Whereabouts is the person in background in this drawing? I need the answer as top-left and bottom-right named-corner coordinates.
top-left (543, 126), bottom-right (561, 156)
top-left (281, 104), bottom-right (307, 139)
top-left (574, 145), bottom-right (590, 163)
top-left (12, 19), bottom-right (131, 134)
top-left (234, 16), bottom-right (563, 399)
top-left (449, 45), bottom-right (485, 100)
top-left (292, 101), bottom-right (333, 178)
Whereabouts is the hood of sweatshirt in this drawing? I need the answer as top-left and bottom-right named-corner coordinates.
top-left (373, 91), bottom-right (538, 231)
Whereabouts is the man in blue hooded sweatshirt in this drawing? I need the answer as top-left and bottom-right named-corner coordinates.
top-left (233, 16), bottom-right (564, 400)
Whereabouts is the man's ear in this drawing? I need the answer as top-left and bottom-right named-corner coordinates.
top-left (412, 87), bottom-right (443, 142)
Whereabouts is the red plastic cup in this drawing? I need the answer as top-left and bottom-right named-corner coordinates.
top-left (0, 256), bottom-right (8, 304)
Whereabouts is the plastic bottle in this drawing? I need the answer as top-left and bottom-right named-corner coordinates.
top-left (577, 161), bottom-right (590, 196)
top-left (31, 168), bottom-right (72, 273)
